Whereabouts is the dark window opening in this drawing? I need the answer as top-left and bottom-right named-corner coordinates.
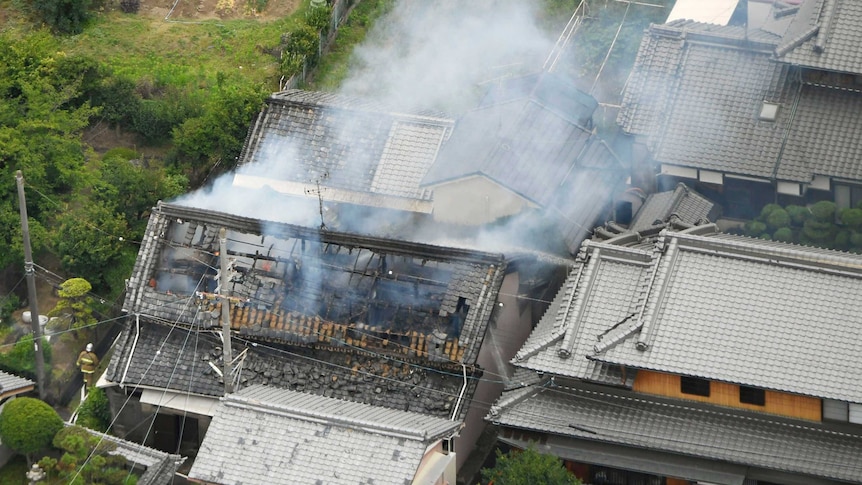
top-left (739, 386), bottom-right (766, 406)
top-left (680, 376), bottom-right (710, 397)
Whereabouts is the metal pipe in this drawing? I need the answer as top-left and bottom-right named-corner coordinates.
top-left (450, 363), bottom-right (468, 421)
top-left (121, 313), bottom-right (142, 387)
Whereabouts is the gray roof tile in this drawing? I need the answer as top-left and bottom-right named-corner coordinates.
top-left (489, 386), bottom-right (862, 483)
top-left (629, 183), bottom-right (720, 232)
top-left (0, 370), bottom-right (34, 398)
top-left (619, 18), bottom-right (862, 184)
top-left (237, 90), bottom-right (452, 203)
top-left (514, 228), bottom-right (862, 403)
top-left (189, 385), bottom-right (458, 485)
top-left (777, 0), bottom-right (862, 75)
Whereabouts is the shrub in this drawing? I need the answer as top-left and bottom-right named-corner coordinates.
top-left (834, 229), bottom-right (851, 250)
top-left (0, 335), bottom-right (53, 378)
top-left (482, 446), bottom-right (581, 485)
top-left (841, 208), bottom-right (862, 231)
top-left (0, 398), bottom-right (64, 458)
top-left (744, 220), bottom-right (767, 237)
top-left (810, 200), bottom-right (837, 221)
top-left (766, 208), bottom-right (790, 230)
top-left (785, 205), bottom-right (810, 226)
top-left (76, 388), bottom-right (111, 432)
top-left (758, 203), bottom-right (782, 221)
top-left (773, 227), bottom-right (793, 243)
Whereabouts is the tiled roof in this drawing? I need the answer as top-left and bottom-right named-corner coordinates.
top-left (123, 203), bottom-right (506, 367)
top-left (777, 0), bottom-right (862, 75)
top-left (619, 18), bottom-right (862, 184)
top-left (488, 385), bottom-right (862, 483)
top-left (514, 227), bottom-right (862, 404)
top-left (619, 22), bottom-right (789, 180)
top-left (423, 72), bottom-right (619, 207)
top-left (80, 427), bottom-right (184, 485)
top-left (236, 90), bottom-right (452, 203)
top-left (629, 183), bottom-right (720, 233)
top-left (776, 83), bottom-right (862, 182)
top-left (106, 319), bottom-right (472, 418)
top-left (189, 385), bottom-right (459, 485)
top-left (0, 369), bottom-right (34, 398)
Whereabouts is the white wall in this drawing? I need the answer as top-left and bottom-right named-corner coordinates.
top-left (430, 176), bottom-right (535, 225)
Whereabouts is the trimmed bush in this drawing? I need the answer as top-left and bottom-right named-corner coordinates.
top-left (744, 220), bottom-right (767, 237)
top-left (76, 388), bottom-right (111, 432)
top-left (785, 205), bottom-right (810, 226)
top-left (0, 398), bottom-right (64, 458)
top-left (810, 200), bottom-right (837, 221)
top-left (773, 227), bottom-right (793, 243)
top-left (758, 203), bottom-right (783, 221)
top-left (841, 208), bottom-right (862, 231)
top-left (766, 208), bottom-right (790, 230)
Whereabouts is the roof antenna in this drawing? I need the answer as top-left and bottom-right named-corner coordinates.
top-left (306, 171), bottom-right (329, 231)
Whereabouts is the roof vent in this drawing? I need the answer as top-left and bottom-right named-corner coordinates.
top-left (759, 102), bottom-right (780, 121)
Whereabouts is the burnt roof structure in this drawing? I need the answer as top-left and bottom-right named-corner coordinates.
top-left (112, 202), bottom-right (506, 418)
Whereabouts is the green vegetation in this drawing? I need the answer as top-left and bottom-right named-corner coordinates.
top-left (38, 425), bottom-right (137, 485)
top-left (0, 397), bottom-right (64, 463)
top-left (741, 200), bottom-right (862, 252)
top-left (75, 387), bottom-right (112, 432)
top-left (481, 446), bottom-right (581, 485)
top-left (308, 0), bottom-right (395, 90)
top-left (0, 335), bottom-right (53, 379)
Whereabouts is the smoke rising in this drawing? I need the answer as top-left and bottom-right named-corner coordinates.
top-left (173, 0), bottom-right (604, 256)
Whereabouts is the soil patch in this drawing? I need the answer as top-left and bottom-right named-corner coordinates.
top-left (136, 0), bottom-right (301, 21)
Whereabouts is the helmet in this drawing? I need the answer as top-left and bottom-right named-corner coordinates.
top-left (86, 343), bottom-right (94, 352)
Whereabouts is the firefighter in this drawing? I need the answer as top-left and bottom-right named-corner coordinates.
top-left (76, 343), bottom-right (99, 388)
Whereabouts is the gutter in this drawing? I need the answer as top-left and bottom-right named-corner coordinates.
top-left (121, 313), bottom-right (141, 387)
top-left (450, 363), bottom-right (468, 421)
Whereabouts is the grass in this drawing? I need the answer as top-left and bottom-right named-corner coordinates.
top-left (305, 0), bottom-right (394, 91)
top-left (60, 13), bottom-right (300, 90)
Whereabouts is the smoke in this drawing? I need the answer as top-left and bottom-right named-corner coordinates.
top-left (172, 0), bottom-right (600, 256)
top-left (338, 0), bottom-right (554, 113)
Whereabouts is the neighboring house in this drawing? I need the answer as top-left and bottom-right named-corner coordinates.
top-left (79, 426), bottom-right (184, 485)
top-left (187, 385), bottom-right (459, 485)
top-left (421, 71), bottom-right (625, 253)
top-left (230, 72), bottom-right (626, 255)
top-left (597, 182), bottom-right (721, 239)
top-left (0, 369), bottom-right (34, 403)
top-left (618, 0), bottom-right (862, 219)
top-left (101, 201), bottom-right (526, 480)
top-left (490, 224), bottom-right (862, 484)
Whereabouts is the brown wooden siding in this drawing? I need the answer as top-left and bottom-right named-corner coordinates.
top-left (633, 370), bottom-right (822, 421)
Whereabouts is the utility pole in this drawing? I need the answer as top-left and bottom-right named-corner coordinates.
top-left (219, 228), bottom-right (234, 394)
top-left (16, 171), bottom-right (45, 400)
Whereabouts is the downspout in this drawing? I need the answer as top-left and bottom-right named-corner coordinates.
top-left (770, 69), bottom-right (804, 199)
top-left (121, 313), bottom-right (141, 387)
top-left (450, 363), bottom-right (468, 421)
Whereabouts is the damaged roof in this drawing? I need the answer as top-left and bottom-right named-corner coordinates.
top-left (488, 385), bottom-right (862, 484)
top-left (124, 203), bottom-right (506, 366)
top-left (776, 0), bottom-right (862, 75)
top-left (513, 226), bottom-right (862, 404)
top-left (628, 183), bottom-right (720, 233)
top-left (619, 18), bottom-right (862, 185)
top-left (233, 90), bottom-right (452, 207)
top-left (112, 202), bottom-right (505, 417)
top-left (188, 385), bottom-right (459, 485)
top-left (104, 320), bottom-right (472, 418)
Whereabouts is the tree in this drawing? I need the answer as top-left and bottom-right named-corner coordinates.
top-left (39, 425), bottom-right (137, 484)
top-left (0, 334), bottom-right (53, 379)
top-left (32, 0), bottom-right (92, 34)
top-left (48, 278), bottom-right (97, 330)
top-left (0, 397), bottom-right (64, 464)
top-left (481, 446), bottom-right (581, 485)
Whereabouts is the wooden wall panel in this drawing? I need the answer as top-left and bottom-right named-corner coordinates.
top-left (633, 370), bottom-right (822, 421)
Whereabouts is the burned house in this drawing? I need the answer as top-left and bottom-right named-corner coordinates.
top-left (101, 202), bottom-right (512, 481)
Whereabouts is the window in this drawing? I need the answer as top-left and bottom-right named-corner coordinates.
top-left (739, 386), bottom-right (766, 406)
top-left (680, 376), bottom-right (710, 397)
